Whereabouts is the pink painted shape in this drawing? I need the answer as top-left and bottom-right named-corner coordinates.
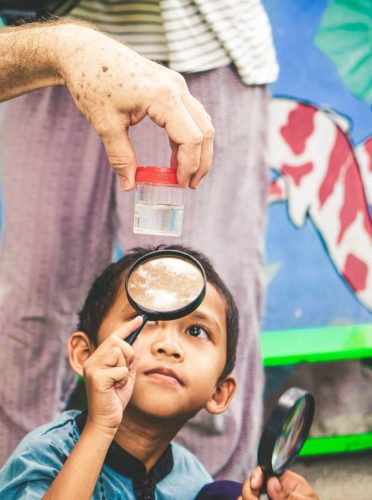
top-left (364, 137), bottom-right (372, 173)
top-left (319, 128), bottom-right (348, 208)
top-left (280, 103), bottom-right (317, 155)
top-left (340, 164), bottom-right (372, 243)
top-left (281, 162), bottom-right (314, 186)
top-left (318, 128), bottom-right (372, 243)
top-left (269, 180), bottom-right (284, 197)
top-left (342, 254), bottom-right (368, 292)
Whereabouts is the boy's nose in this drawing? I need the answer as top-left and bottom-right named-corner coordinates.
top-left (151, 333), bottom-right (184, 361)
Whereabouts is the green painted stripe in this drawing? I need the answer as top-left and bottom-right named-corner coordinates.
top-left (300, 433), bottom-right (372, 456)
top-left (261, 324), bottom-right (372, 366)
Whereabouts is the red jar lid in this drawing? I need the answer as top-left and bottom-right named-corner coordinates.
top-left (135, 166), bottom-right (179, 185)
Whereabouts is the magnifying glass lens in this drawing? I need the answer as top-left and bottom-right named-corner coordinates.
top-left (257, 387), bottom-right (315, 481)
top-left (124, 249), bottom-right (207, 345)
top-left (127, 255), bottom-right (205, 312)
top-left (272, 398), bottom-right (306, 471)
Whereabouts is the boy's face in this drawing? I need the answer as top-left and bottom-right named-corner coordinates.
top-left (96, 282), bottom-right (235, 421)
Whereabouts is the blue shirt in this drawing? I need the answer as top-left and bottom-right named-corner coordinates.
top-left (0, 410), bottom-right (212, 499)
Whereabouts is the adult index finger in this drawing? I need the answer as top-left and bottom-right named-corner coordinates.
top-left (181, 95), bottom-right (214, 189)
top-left (148, 96), bottom-right (204, 187)
top-left (98, 118), bottom-right (138, 191)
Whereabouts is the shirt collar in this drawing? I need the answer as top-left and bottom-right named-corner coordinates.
top-left (75, 411), bottom-right (174, 485)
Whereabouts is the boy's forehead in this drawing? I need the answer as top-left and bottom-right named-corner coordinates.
top-left (114, 281), bottom-right (226, 323)
top-left (201, 283), bottom-right (227, 329)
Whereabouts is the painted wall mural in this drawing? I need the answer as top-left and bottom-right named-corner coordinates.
top-left (262, 0), bottom-right (372, 438)
top-left (262, 0), bottom-right (372, 332)
top-left (268, 97), bottom-right (372, 311)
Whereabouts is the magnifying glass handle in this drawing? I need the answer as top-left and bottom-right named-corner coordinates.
top-left (125, 315), bottom-right (148, 345)
top-left (259, 474), bottom-right (269, 498)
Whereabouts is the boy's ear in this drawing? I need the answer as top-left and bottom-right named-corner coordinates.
top-left (67, 331), bottom-right (93, 378)
top-left (204, 374), bottom-right (237, 415)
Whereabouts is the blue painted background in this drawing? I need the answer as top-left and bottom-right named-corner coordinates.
top-left (261, 0), bottom-right (372, 331)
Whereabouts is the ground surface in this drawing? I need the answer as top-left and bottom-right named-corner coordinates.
top-left (293, 452), bottom-right (372, 500)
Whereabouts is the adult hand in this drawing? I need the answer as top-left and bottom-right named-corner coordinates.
top-left (240, 467), bottom-right (319, 500)
top-left (83, 316), bottom-right (144, 434)
top-left (0, 20), bottom-right (214, 188)
top-left (55, 22), bottom-right (214, 189)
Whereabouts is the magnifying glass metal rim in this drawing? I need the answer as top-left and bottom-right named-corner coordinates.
top-left (125, 248), bottom-right (207, 321)
top-left (257, 387), bottom-right (315, 476)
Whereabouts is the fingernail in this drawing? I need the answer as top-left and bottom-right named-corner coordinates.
top-left (251, 477), bottom-right (259, 489)
top-left (119, 176), bottom-right (131, 190)
top-left (273, 478), bottom-right (282, 492)
top-left (250, 473), bottom-right (259, 488)
top-left (189, 179), bottom-right (199, 189)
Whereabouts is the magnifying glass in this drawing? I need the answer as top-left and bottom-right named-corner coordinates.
top-left (124, 249), bottom-right (207, 345)
top-left (257, 387), bottom-right (315, 493)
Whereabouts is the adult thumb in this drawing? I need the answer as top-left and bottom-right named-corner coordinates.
top-left (101, 126), bottom-right (138, 190)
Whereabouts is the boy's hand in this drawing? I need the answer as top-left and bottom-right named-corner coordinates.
top-left (83, 316), bottom-right (144, 435)
top-left (240, 467), bottom-right (319, 500)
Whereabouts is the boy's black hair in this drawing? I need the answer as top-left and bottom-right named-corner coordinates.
top-left (77, 245), bottom-right (239, 380)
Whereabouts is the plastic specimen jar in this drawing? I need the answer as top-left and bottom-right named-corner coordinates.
top-left (133, 166), bottom-right (185, 237)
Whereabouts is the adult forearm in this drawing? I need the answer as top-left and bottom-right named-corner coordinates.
top-left (43, 422), bottom-right (115, 500)
top-left (0, 19), bottom-right (89, 102)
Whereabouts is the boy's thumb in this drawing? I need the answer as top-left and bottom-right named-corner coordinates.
top-left (129, 339), bottom-right (144, 374)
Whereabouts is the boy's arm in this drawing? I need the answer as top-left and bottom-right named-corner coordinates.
top-left (43, 317), bottom-right (143, 500)
top-left (42, 423), bottom-right (114, 500)
top-left (240, 467), bottom-right (319, 500)
top-left (0, 20), bottom-right (213, 189)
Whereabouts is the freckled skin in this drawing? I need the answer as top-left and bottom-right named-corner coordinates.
top-left (76, 93), bottom-right (80, 101)
top-left (50, 23), bottom-right (214, 189)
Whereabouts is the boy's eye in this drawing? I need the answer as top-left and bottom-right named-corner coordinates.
top-left (186, 325), bottom-right (209, 339)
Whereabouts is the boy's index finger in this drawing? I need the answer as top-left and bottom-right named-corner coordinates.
top-left (110, 316), bottom-right (144, 341)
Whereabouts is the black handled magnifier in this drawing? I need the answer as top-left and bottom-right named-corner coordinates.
top-left (124, 249), bottom-right (207, 345)
top-left (257, 387), bottom-right (315, 495)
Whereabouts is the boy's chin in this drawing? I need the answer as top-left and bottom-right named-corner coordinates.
top-left (124, 399), bottom-right (201, 426)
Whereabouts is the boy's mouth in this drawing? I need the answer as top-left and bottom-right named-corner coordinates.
top-left (144, 367), bottom-right (184, 386)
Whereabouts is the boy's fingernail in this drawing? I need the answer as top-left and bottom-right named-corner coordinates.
top-left (250, 473), bottom-right (259, 488)
top-left (250, 479), bottom-right (258, 489)
top-left (119, 175), bottom-right (131, 190)
top-left (273, 478), bottom-right (282, 492)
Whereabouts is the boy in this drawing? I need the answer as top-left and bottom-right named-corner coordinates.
top-left (0, 245), bottom-right (317, 499)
